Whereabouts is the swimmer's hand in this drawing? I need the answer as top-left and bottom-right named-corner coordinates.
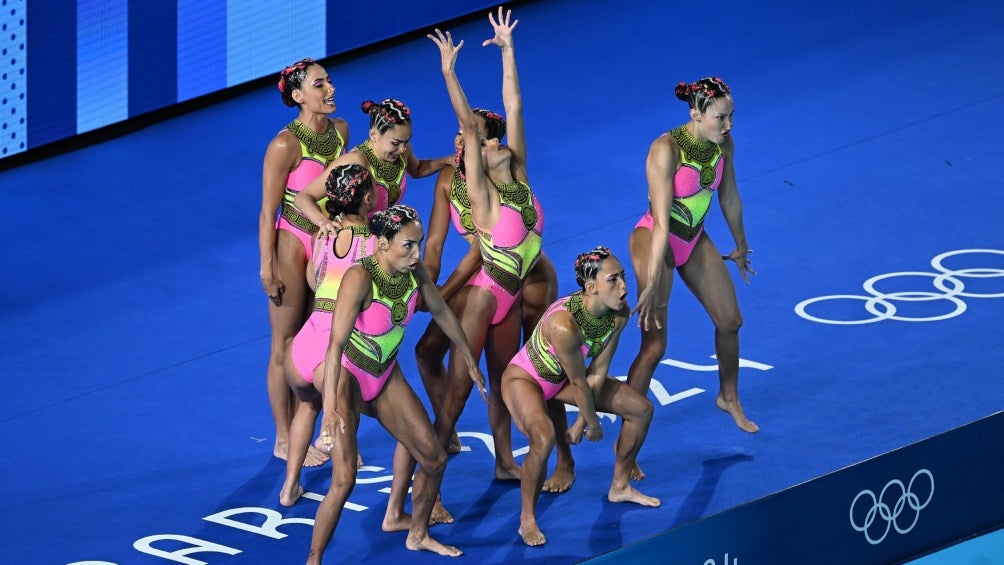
top-left (470, 364), bottom-right (488, 404)
top-left (584, 420), bottom-right (604, 442)
top-left (723, 247), bottom-right (755, 284)
top-left (320, 409), bottom-right (347, 449)
top-left (461, 350), bottom-right (487, 403)
top-left (631, 285), bottom-right (663, 331)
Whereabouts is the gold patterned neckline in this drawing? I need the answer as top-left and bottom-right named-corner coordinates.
top-left (672, 125), bottom-right (716, 161)
top-left (495, 180), bottom-right (537, 230)
top-left (287, 119), bottom-right (342, 159)
top-left (671, 126), bottom-right (720, 188)
top-left (361, 255), bottom-right (411, 324)
top-left (567, 292), bottom-right (615, 355)
top-left (359, 141), bottom-right (405, 182)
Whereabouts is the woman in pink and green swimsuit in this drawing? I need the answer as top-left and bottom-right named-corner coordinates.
top-left (502, 247), bottom-right (659, 546)
top-left (259, 58), bottom-right (349, 465)
top-left (308, 205), bottom-right (485, 562)
top-left (629, 77), bottom-right (759, 446)
top-left (277, 163), bottom-right (375, 508)
top-left (423, 8), bottom-right (542, 496)
top-left (411, 108), bottom-right (569, 493)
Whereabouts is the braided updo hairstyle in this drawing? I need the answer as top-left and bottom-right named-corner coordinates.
top-left (277, 58), bottom-right (317, 107)
top-left (674, 76), bottom-right (731, 113)
top-left (369, 204), bottom-right (421, 241)
top-left (324, 164), bottom-right (372, 217)
top-left (361, 98), bottom-right (412, 134)
top-left (573, 246), bottom-right (613, 289)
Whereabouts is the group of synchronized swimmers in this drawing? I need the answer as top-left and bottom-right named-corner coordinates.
top-left (257, 7), bottom-right (757, 563)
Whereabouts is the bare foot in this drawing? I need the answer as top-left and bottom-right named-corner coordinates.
top-left (608, 484), bottom-right (660, 507)
top-left (406, 533), bottom-right (462, 556)
top-left (495, 463), bottom-right (521, 481)
top-left (565, 419), bottom-right (585, 445)
top-left (273, 440), bottom-right (288, 461)
top-left (630, 461), bottom-right (646, 481)
top-left (303, 440), bottom-right (331, 467)
top-left (541, 465), bottom-right (575, 493)
top-left (716, 394), bottom-right (759, 433)
top-left (382, 511), bottom-right (412, 532)
top-left (447, 431), bottom-right (462, 454)
top-left (430, 499), bottom-right (454, 525)
top-left (518, 521), bottom-right (546, 546)
top-left (278, 484), bottom-right (303, 507)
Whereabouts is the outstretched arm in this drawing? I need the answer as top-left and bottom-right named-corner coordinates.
top-left (483, 7), bottom-right (527, 180)
top-left (428, 29), bottom-right (495, 228)
top-left (405, 149), bottom-right (454, 179)
top-left (716, 137), bottom-right (755, 283)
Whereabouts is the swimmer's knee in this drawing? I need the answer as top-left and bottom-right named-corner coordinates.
top-left (715, 312), bottom-right (743, 334)
top-left (527, 422), bottom-right (556, 455)
top-left (330, 467), bottom-right (357, 494)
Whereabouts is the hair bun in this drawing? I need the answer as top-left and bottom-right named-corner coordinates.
top-left (360, 100), bottom-right (376, 114)
top-left (674, 81), bottom-right (690, 102)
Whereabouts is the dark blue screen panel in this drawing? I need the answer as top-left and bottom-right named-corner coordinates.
top-left (2, 0), bottom-right (496, 162)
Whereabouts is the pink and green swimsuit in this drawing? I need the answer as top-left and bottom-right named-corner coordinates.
top-left (276, 119), bottom-right (345, 259)
top-left (448, 168), bottom-right (477, 240)
top-left (290, 225), bottom-right (376, 383)
top-left (341, 255), bottom-right (420, 401)
top-left (634, 125), bottom-right (724, 266)
top-left (508, 292), bottom-right (617, 400)
top-left (468, 179), bottom-right (544, 324)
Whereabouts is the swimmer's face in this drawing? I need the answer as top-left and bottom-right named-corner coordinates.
top-left (481, 136), bottom-right (511, 171)
top-left (292, 64), bottom-right (336, 114)
top-left (383, 221), bottom-right (424, 274)
top-left (588, 256), bottom-right (629, 311)
top-left (693, 95), bottom-right (734, 144)
top-left (370, 122), bottom-right (413, 162)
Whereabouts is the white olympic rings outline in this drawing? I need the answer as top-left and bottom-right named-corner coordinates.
top-left (796, 249), bottom-right (1004, 324)
top-left (849, 469), bottom-right (934, 545)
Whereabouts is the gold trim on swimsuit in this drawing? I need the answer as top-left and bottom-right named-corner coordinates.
top-left (357, 141), bottom-right (405, 205)
top-left (314, 297), bottom-right (336, 313)
top-left (483, 261), bottom-right (524, 296)
top-left (280, 201), bottom-right (320, 234)
top-left (670, 125), bottom-right (721, 189)
top-left (344, 339), bottom-right (399, 378)
top-left (526, 342), bottom-right (565, 385)
top-left (670, 216), bottom-right (705, 242)
top-left (567, 292), bottom-right (616, 358)
top-left (286, 119), bottom-right (344, 160)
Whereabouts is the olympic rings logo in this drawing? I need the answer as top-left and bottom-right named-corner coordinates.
top-left (849, 469), bottom-right (934, 545)
top-left (795, 249), bottom-right (1004, 324)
